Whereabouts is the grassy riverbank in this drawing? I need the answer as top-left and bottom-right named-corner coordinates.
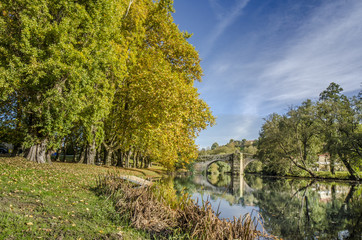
top-left (0, 157), bottom-right (166, 239)
top-left (245, 170), bottom-right (362, 182)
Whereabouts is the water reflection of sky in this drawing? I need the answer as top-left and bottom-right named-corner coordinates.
top-left (174, 175), bottom-right (362, 239)
top-left (191, 192), bottom-right (265, 232)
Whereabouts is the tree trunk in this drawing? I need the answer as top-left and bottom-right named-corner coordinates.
top-left (289, 156), bottom-right (315, 177)
top-left (102, 146), bottom-right (107, 165)
top-left (125, 149), bottom-right (132, 168)
top-left (139, 155), bottom-right (143, 168)
top-left (338, 153), bottom-right (359, 180)
top-left (77, 145), bottom-right (83, 163)
top-left (46, 149), bottom-right (53, 164)
top-left (86, 139), bottom-right (96, 165)
top-left (72, 147), bottom-right (77, 163)
top-left (111, 151), bottom-right (116, 166)
top-left (134, 151), bottom-right (139, 168)
top-left (330, 153), bottom-right (335, 175)
top-left (95, 150), bottom-right (100, 165)
top-left (62, 143), bottom-right (67, 162)
top-left (118, 151), bottom-right (124, 167)
top-left (145, 157), bottom-right (151, 168)
top-left (140, 156), bottom-right (146, 168)
top-left (25, 139), bottom-right (47, 163)
top-left (105, 149), bottom-right (113, 166)
top-left (80, 145), bottom-right (88, 164)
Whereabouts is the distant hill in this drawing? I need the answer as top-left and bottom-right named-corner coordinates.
top-left (198, 139), bottom-right (257, 156)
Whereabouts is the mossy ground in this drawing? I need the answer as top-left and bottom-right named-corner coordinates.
top-left (0, 157), bottom-right (166, 240)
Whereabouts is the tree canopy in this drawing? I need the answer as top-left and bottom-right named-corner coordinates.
top-left (0, 0), bottom-right (215, 169)
top-left (257, 83), bottom-right (361, 180)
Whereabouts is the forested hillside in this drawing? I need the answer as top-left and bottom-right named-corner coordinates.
top-left (198, 139), bottom-right (257, 156)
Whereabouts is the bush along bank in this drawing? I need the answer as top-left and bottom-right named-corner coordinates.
top-left (96, 174), bottom-right (279, 240)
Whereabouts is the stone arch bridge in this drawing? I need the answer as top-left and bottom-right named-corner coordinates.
top-left (194, 151), bottom-right (257, 175)
top-left (193, 152), bottom-right (258, 197)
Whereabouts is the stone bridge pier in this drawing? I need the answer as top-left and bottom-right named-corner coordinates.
top-left (194, 151), bottom-right (258, 196)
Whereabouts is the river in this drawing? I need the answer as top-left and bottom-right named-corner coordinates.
top-left (167, 173), bottom-right (362, 240)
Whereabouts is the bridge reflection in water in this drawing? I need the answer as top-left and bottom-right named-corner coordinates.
top-left (171, 171), bottom-right (361, 239)
top-left (192, 173), bottom-right (254, 199)
top-left (193, 152), bottom-right (258, 200)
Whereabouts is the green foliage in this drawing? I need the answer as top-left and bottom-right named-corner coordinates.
top-left (207, 173), bottom-right (231, 187)
top-left (245, 161), bottom-right (263, 173)
top-left (200, 139), bottom-right (257, 157)
top-left (207, 162), bottom-right (220, 174)
top-left (258, 83), bottom-right (361, 179)
top-left (317, 83), bottom-right (361, 179)
top-left (0, 0), bottom-right (125, 156)
top-left (0, 0), bottom-right (215, 169)
top-left (211, 142), bottom-right (219, 150)
top-left (244, 175), bottom-right (362, 240)
top-left (151, 180), bottom-right (192, 211)
top-left (216, 161), bottom-right (231, 173)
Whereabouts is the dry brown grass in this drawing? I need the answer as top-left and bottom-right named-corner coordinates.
top-left (97, 174), bottom-right (279, 240)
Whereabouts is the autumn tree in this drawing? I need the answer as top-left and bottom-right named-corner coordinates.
top-left (0, 0), bottom-right (214, 169)
top-left (101, 0), bottom-right (214, 170)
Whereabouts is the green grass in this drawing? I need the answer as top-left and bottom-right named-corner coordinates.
top-left (282, 170), bottom-right (362, 181)
top-left (0, 157), bottom-right (166, 239)
top-left (314, 171), bottom-right (361, 180)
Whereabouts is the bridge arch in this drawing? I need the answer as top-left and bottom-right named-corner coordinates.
top-left (194, 152), bottom-right (258, 175)
top-left (243, 158), bottom-right (257, 169)
top-left (205, 159), bottom-right (232, 173)
top-left (195, 152), bottom-right (239, 175)
top-left (193, 152), bottom-right (259, 198)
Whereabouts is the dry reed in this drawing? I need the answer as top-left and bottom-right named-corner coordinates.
top-left (96, 174), bottom-right (278, 240)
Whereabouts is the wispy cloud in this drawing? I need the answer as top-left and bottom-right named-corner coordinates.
top-left (204, 0), bottom-right (251, 56)
top-left (259, 0), bottom-right (362, 102)
top-left (206, 0), bottom-right (362, 111)
top-left (197, 0), bottom-right (362, 147)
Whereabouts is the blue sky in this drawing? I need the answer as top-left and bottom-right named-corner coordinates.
top-left (172, 0), bottom-right (362, 149)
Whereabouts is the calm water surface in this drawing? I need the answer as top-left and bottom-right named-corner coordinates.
top-left (168, 174), bottom-right (362, 240)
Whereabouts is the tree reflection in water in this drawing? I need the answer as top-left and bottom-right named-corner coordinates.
top-left (245, 175), bottom-right (362, 240)
top-left (207, 172), bottom-right (231, 187)
top-left (170, 174), bottom-right (362, 240)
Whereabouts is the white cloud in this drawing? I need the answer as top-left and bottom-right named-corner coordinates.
top-left (204, 0), bottom-right (251, 56)
top-left (196, 0), bottom-right (362, 146)
top-left (259, 0), bottom-right (362, 102)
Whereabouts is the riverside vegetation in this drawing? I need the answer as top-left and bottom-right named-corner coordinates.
top-left (0, 0), bottom-right (360, 238)
top-left (96, 173), bottom-right (277, 240)
top-left (199, 83), bottom-right (361, 181)
top-left (0, 1), bottom-right (275, 239)
top-left (1, 157), bottom-right (277, 240)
